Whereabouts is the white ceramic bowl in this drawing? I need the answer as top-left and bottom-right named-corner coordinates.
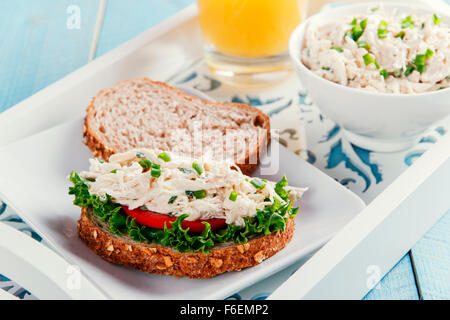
top-left (289, 2), bottom-right (450, 152)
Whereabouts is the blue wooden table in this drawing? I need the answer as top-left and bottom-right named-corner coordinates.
top-left (0, 0), bottom-right (449, 300)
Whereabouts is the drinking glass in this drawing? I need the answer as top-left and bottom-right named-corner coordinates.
top-left (197, 0), bottom-right (307, 86)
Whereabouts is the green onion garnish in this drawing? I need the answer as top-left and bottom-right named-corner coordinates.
top-left (371, 6), bottom-right (379, 12)
top-left (404, 65), bottom-right (415, 76)
top-left (380, 69), bottom-right (389, 79)
top-left (377, 20), bottom-right (388, 38)
top-left (180, 168), bottom-right (193, 174)
top-left (363, 53), bottom-right (374, 65)
top-left (331, 46), bottom-right (343, 52)
top-left (395, 31), bottom-right (406, 39)
top-left (229, 191), bottom-right (238, 201)
top-left (185, 190), bottom-right (207, 199)
top-left (139, 159), bottom-right (151, 169)
top-left (168, 195), bottom-right (177, 204)
top-left (362, 53), bottom-right (380, 69)
top-left (322, 66), bottom-right (331, 71)
top-left (360, 19), bottom-right (368, 30)
top-left (425, 48), bottom-right (434, 59)
top-left (357, 40), bottom-right (371, 50)
top-left (401, 15), bottom-right (415, 29)
top-left (110, 169), bottom-right (118, 174)
top-left (136, 152), bottom-right (145, 158)
top-left (433, 13), bottom-right (442, 25)
top-left (410, 49), bottom-right (434, 74)
top-left (158, 152), bottom-right (171, 162)
top-left (250, 178), bottom-right (266, 189)
top-left (150, 163), bottom-right (161, 178)
top-left (349, 18), bottom-right (367, 41)
top-left (192, 161), bottom-right (203, 175)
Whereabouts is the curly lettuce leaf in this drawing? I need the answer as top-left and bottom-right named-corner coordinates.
top-left (69, 171), bottom-right (300, 254)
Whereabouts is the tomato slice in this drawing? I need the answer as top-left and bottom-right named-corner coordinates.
top-left (121, 206), bottom-right (226, 232)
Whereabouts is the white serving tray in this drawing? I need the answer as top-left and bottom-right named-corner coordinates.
top-left (0, 116), bottom-right (364, 299)
top-left (0, 2), bottom-right (448, 300)
top-left (0, 222), bottom-right (106, 300)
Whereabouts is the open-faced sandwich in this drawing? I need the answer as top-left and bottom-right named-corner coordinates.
top-left (69, 149), bottom-right (307, 278)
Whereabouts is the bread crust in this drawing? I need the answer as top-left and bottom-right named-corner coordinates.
top-left (83, 78), bottom-right (271, 176)
top-left (78, 207), bottom-right (295, 279)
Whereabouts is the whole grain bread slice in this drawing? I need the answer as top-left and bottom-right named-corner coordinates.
top-left (78, 207), bottom-right (295, 279)
top-left (83, 78), bottom-right (270, 175)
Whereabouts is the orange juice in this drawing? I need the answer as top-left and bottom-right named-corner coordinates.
top-left (198, 0), bottom-right (304, 58)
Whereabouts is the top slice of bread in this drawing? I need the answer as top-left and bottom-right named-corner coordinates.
top-left (83, 78), bottom-right (270, 175)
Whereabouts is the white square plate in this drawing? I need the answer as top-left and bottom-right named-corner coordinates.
top-left (0, 116), bottom-right (364, 299)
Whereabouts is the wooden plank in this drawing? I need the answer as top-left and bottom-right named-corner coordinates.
top-left (363, 254), bottom-right (419, 300)
top-left (95, 0), bottom-right (194, 57)
top-left (0, 0), bottom-right (100, 112)
top-left (410, 209), bottom-right (450, 299)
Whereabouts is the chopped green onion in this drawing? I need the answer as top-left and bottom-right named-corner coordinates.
top-left (380, 69), bottom-right (389, 79)
top-left (168, 195), bottom-right (177, 204)
top-left (136, 152), bottom-right (145, 158)
top-left (229, 191), bottom-right (238, 201)
top-left (250, 178), bottom-right (266, 189)
top-left (377, 20), bottom-right (388, 38)
top-left (395, 31), bottom-right (406, 39)
top-left (425, 48), bottom-right (434, 59)
top-left (411, 49), bottom-right (433, 74)
top-left (421, 22), bottom-right (425, 29)
top-left (185, 190), bottom-right (207, 199)
top-left (362, 53), bottom-right (380, 69)
top-left (110, 169), bottom-right (118, 174)
top-left (322, 66), bottom-right (331, 71)
top-left (331, 46), bottom-right (343, 52)
top-left (360, 19), bottom-right (368, 30)
top-left (401, 15), bottom-right (415, 29)
top-left (180, 168), bottom-right (193, 174)
top-left (349, 18), bottom-right (367, 42)
top-left (362, 53), bottom-right (374, 65)
top-left (150, 163), bottom-right (161, 178)
top-left (158, 152), bottom-right (171, 162)
top-left (371, 6), bottom-right (379, 12)
top-left (192, 161), bottom-right (203, 175)
top-left (139, 159), bottom-right (151, 169)
top-left (433, 13), bottom-right (442, 25)
top-left (98, 159), bottom-right (105, 164)
top-left (404, 65), bottom-right (415, 76)
top-left (357, 40), bottom-right (371, 50)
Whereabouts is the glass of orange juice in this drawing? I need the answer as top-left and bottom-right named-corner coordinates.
top-left (197, 0), bottom-right (307, 86)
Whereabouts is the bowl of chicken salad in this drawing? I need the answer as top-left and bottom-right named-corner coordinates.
top-left (289, 2), bottom-right (450, 152)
